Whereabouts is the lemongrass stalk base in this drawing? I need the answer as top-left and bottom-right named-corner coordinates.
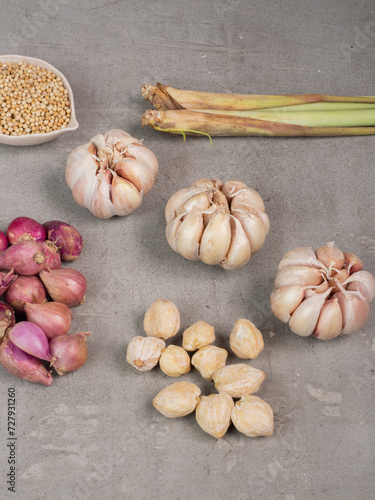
top-left (142, 83), bottom-right (375, 111)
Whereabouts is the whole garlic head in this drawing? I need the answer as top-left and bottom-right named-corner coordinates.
top-left (270, 242), bottom-right (375, 340)
top-left (66, 129), bottom-right (158, 219)
top-left (165, 179), bottom-right (269, 270)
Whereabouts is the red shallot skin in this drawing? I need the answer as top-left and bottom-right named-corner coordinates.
top-left (0, 302), bottom-right (15, 341)
top-left (0, 240), bottom-right (47, 275)
top-left (0, 230), bottom-right (8, 252)
top-left (7, 217), bottom-right (46, 245)
top-left (43, 221), bottom-right (83, 262)
top-left (5, 275), bottom-right (47, 312)
top-left (8, 321), bottom-right (52, 361)
top-left (50, 331), bottom-right (90, 375)
top-left (24, 301), bottom-right (73, 340)
top-left (0, 336), bottom-right (52, 386)
top-left (0, 269), bottom-right (17, 298)
top-left (39, 268), bottom-right (87, 307)
top-left (42, 241), bottom-right (62, 270)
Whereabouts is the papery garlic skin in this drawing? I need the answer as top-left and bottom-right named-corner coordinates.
top-left (270, 242), bottom-right (375, 340)
top-left (165, 179), bottom-right (269, 270)
top-left (66, 129), bottom-right (158, 219)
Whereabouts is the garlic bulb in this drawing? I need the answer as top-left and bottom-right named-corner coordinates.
top-left (270, 242), bottom-right (375, 340)
top-left (165, 179), bottom-right (269, 269)
top-left (66, 129), bottom-right (158, 219)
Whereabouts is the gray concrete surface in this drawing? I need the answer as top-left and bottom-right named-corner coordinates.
top-left (0, 0), bottom-right (374, 498)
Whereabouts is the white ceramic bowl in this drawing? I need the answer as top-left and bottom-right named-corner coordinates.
top-left (0, 55), bottom-right (78, 146)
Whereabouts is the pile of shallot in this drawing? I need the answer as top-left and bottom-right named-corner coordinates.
top-left (0, 217), bottom-right (90, 386)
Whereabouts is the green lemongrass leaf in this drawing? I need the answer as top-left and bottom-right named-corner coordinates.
top-left (249, 102), bottom-right (375, 112)
top-left (192, 108), bottom-right (375, 128)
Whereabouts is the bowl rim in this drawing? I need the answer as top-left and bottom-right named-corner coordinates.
top-left (0, 54), bottom-right (78, 140)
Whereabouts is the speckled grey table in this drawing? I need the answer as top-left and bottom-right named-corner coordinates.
top-left (0, 1), bottom-right (374, 499)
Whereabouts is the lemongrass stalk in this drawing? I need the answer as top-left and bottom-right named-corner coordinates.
top-left (141, 109), bottom-right (375, 137)
top-left (192, 108), bottom-right (375, 127)
top-left (141, 84), bottom-right (325, 111)
top-left (141, 83), bottom-right (375, 111)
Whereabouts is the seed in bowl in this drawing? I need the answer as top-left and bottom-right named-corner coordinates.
top-left (0, 62), bottom-right (71, 136)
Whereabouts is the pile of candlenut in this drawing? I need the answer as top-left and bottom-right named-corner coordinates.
top-left (126, 298), bottom-right (274, 439)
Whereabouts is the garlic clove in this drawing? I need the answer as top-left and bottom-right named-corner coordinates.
top-left (166, 217), bottom-right (182, 253)
top-left (176, 213), bottom-right (204, 261)
top-left (86, 170), bottom-right (115, 219)
top-left (278, 246), bottom-right (326, 270)
top-left (343, 252), bottom-right (364, 274)
top-left (65, 142), bottom-right (98, 190)
top-left (259, 210), bottom-right (270, 235)
top-left (288, 289), bottom-right (331, 336)
top-left (126, 142), bottom-right (159, 176)
top-left (232, 208), bottom-right (269, 254)
top-left (111, 175), bottom-right (143, 216)
top-left (334, 290), bottom-right (370, 334)
top-left (274, 265), bottom-right (323, 288)
top-left (315, 243), bottom-right (345, 271)
top-left (69, 164), bottom-right (104, 210)
top-left (191, 178), bottom-right (216, 190)
top-left (227, 185), bottom-right (266, 213)
top-left (270, 285), bottom-right (306, 323)
top-left (212, 190), bottom-right (229, 210)
top-left (220, 216), bottom-right (251, 270)
top-left (314, 297), bottom-right (343, 340)
top-left (165, 186), bottom-right (210, 223)
top-left (165, 188), bottom-right (189, 223)
top-left (222, 180), bottom-right (248, 197)
top-left (199, 210), bottom-right (231, 265)
top-left (344, 270), bottom-right (375, 303)
top-left (180, 192), bottom-right (211, 215)
top-left (202, 206), bottom-right (216, 227)
top-left (313, 279), bottom-right (330, 294)
top-left (115, 158), bottom-right (156, 196)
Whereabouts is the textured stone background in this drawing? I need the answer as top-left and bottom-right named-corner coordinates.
top-left (0, 0), bottom-right (374, 498)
